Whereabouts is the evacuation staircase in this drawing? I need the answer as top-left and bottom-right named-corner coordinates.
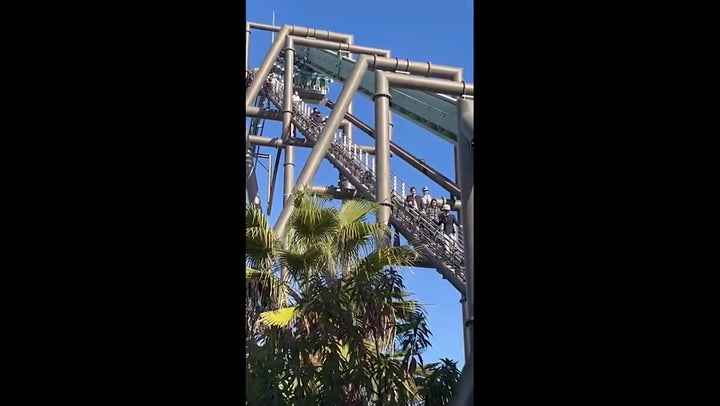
top-left (253, 74), bottom-right (466, 292)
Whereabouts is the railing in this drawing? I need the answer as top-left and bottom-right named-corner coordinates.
top-left (252, 73), bottom-right (466, 282)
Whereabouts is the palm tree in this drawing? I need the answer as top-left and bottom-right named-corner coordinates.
top-left (413, 359), bottom-right (461, 406)
top-left (246, 191), bottom-right (460, 405)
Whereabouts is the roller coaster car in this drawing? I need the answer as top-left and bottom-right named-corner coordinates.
top-left (271, 59), bottom-right (333, 104)
top-left (293, 86), bottom-right (326, 104)
top-left (293, 71), bottom-right (332, 104)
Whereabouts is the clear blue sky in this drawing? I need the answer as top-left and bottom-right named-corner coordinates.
top-left (246, 0), bottom-right (474, 369)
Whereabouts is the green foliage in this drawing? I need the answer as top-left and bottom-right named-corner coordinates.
top-left (245, 192), bottom-right (460, 405)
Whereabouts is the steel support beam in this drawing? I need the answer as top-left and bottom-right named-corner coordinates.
top-left (370, 57), bottom-right (463, 82)
top-left (248, 22), bottom-right (354, 45)
top-left (246, 133), bottom-right (260, 208)
top-left (460, 296), bottom-right (471, 360)
top-left (456, 141), bottom-right (472, 365)
top-left (245, 25), bottom-right (290, 106)
top-left (245, 23), bottom-right (250, 72)
top-left (282, 38), bottom-right (296, 207)
top-left (289, 36), bottom-right (389, 58)
top-left (273, 55), bottom-right (371, 238)
top-left (380, 72), bottom-right (474, 98)
top-left (283, 146), bottom-right (296, 204)
top-left (245, 106), bottom-right (284, 121)
top-left (457, 97), bottom-right (475, 357)
top-left (454, 146), bottom-right (462, 216)
top-left (374, 70), bottom-right (392, 226)
top-left (345, 38), bottom-right (354, 163)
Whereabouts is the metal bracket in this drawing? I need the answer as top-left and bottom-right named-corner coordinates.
top-left (464, 317), bottom-right (474, 327)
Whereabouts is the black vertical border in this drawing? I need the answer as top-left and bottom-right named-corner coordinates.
top-left (2, 4), bottom-right (246, 403)
top-left (476, 3), bottom-right (717, 404)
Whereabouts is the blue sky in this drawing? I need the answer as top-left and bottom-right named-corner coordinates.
top-left (246, 0), bottom-right (474, 368)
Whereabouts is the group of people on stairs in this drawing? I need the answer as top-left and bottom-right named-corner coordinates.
top-left (402, 186), bottom-right (461, 263)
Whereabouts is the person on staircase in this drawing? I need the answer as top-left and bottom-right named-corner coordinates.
top-left (423, 198), bottom-right (442, 242)
top-left (291, 91), bottom-right (301, 106)
top-left (421, 186), bottom-right (432, 210)
top-left (404, 187), bottom-right (424, 233)
top-left (404, 195), bottom-right (419, 236)
top-left (407, 187), bottom-right (423, 211)
top-left (437, 204), bottom-right (459, 259)
top-left (311, 107), bottom-right (323, 124)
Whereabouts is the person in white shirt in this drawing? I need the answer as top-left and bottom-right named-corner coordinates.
top-left (421, 186), bottom-right (432, 209)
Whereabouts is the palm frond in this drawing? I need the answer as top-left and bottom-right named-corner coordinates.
top-left (288, 191), bottom-right (338, 247)
top-left (337, 221), bottom-right (389, 273)
top-left (337, 198), bottom-right (378, 225)
top-left (246, 204), bottom-right (279, 268)
top-left (351, 246), bottom-right (418, 279)
top-left (259, 305), bottom-right (297, 327)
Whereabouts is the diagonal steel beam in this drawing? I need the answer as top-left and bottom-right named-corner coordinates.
top-left (245, 25), bottom-right (290, 106)
top-left (272, 55), bottom-right (371, 238)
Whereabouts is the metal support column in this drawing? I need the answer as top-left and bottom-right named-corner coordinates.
top-left (450, 98), bottom-right (474, 406)
top-left (457, 98), bottom-right (474, 345)
top-left (245, 23), bottom-right (250, 73)
top-left (457, 137), bottom-right (470, 363)
top-left (460, 295), bottom-right (471, 360)
top-left (374, 71), bottom-right (392, 227)
top-left (282, 38), bottom-right (296, 206)
top-left (454, 146), bottom-right (461, 219)
top-left (388, 116), bottom-right (393, 143)
top-left (273, 55), bottom-right (370, 238)
top-left (246, 131), bottom-right (261, 208)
